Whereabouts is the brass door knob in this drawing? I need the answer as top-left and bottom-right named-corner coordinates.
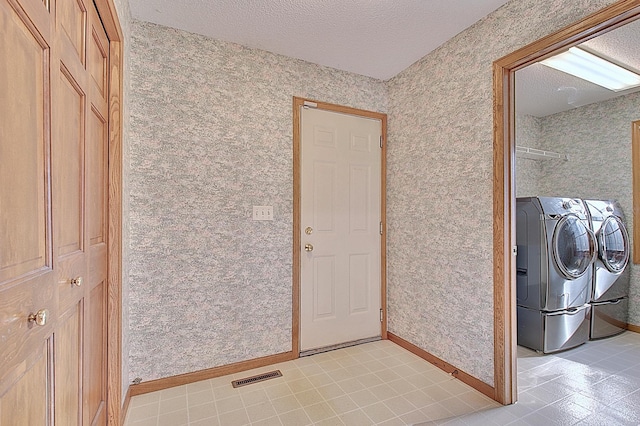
top-left (70, 276), bottom-right (83, 287)
top-left (28, 309), bottom-right (49, 326)
top-left (305, 244), bottom-right (314, 252)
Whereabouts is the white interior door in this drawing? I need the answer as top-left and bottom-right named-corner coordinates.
top-left (300, 106), bottom-right (382, 352)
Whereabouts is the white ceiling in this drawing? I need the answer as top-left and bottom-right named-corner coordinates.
top-left (516, 19), bottom-right (640, 117)
top-left (129, 1), bottom-right (640, 116)
top-left (128, 0), bottom-right (510, 81)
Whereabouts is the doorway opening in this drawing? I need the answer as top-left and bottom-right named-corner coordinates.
top-left (493, 0), bottom-right (640, 405)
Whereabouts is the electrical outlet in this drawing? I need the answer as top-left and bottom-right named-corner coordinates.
top-left (253, 206), bottom-right (273, 221)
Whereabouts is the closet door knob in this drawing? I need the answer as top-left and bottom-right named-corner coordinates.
top-left (305, 244), bottom-right (314, 252)
top-left (28, 309), bottom-right (49, 326)
top-left (70, 276), bottom-right (83, 287)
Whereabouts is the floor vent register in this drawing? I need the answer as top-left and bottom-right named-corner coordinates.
top-left (231, 370), bottom-right (283, 388)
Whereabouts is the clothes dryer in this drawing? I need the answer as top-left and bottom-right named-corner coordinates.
top-left (516, 197), bottom-right (597, 353)
top-left (584, 199), bottom-right (630, 339)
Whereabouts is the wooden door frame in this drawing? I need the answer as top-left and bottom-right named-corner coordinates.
top-left (92, 0), bottom-right (124, 423)
top-left (292, 97), bottom-right (388, 355)
top-left (493, 0), bottom-right (640, 405)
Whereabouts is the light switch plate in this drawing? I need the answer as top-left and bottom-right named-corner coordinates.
top-left (253, 206), bottom-right (273, 221)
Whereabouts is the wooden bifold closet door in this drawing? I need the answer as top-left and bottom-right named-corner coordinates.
top-left (0, 0), bottom-right (110, 423)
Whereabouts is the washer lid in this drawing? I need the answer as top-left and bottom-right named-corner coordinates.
top-left (598, 216), bottom-right (629, 273)
top-left (552, 214), bottom-right (597, 279)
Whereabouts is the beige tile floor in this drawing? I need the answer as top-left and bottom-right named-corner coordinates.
top-left (124, 332), bottom-right (640, 425)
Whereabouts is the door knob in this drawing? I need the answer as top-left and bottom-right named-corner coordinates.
top-left (305, 244), bottom-right (314, 252)
top-left (70, 276), bottom-right (83, 287)
top-left (28, 309), bottom-right (49, 326)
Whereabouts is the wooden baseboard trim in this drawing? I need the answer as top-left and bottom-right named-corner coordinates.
top-left (387, 333), bottom-right (495, 400)
top-left (121, 386), bottom-right (132, 424)
top-left (129, 351), bottom-right (297, 396)
top-left (628, 324), bottom-right (640, 333)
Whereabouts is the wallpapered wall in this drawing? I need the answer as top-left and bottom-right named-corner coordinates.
top-left (386, 0), bottom-right (617, 386)
top-left (515, 92), bottom-right (640, 326)
top-left (126, 0), bottom-right (623, 388)
top-left (128, 21), bottom-right (387, 382)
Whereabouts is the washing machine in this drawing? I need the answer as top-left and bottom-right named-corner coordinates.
top-left (584, 199), bottom-right (630, 339)
top-left (516, 197), bottom-right (597, 353)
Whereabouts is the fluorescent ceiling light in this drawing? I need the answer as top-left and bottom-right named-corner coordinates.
top-left (541, 47), bottom-right (640, 92)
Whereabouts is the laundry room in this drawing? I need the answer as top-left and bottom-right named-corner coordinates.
top-left (513, 19), bottom-right (640, 353)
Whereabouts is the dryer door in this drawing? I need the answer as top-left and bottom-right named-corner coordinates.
top-left (552, 214), bottom-right (596, 279)
top-left (598, 216), bottom-right (629, 273)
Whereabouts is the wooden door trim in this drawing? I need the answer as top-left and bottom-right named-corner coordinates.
top-left (292, 97), bottom-right (388, 356)
top-left (107, 37), bottom-right (123, 425)
top-left (91, 0), bottom-right (124, 423)
top-left (493, 0), bottom-right (640, 405)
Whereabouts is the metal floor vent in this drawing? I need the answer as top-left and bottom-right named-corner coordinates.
top-left (231, 370), bottom-right (282, 388)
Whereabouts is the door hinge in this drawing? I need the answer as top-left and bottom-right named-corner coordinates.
top-left (513, 245), bottom-right (518, 256)
top-left (303, 101), bottom-right (318, 109)
top-left (380, 222), bottom-right (383, 235)
top-left (379, 136), bottom-right (383, 148)
top-left (380, 309), bottom-right (383, 322)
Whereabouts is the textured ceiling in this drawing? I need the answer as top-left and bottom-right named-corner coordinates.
top-left (129, 1), bottom-right (640, 116)
top-left (516, 19), bottom-right (640, 117)
top-left (128, 0), bottom-right (510, 81)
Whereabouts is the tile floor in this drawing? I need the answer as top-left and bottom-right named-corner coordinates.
top-left (124, 332), bottom-right (640, 425)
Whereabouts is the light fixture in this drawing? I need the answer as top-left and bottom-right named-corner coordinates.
top-left (541, 47), bottom-right (640, 92)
